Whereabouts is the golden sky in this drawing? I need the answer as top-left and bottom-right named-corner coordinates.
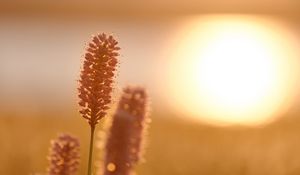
top-left (1, 1), bottom-right (300, 125)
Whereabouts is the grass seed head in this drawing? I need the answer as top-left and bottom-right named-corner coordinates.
top-left (78, 33), bottom-right (120, 128)
top-left (47, 134), bottom-right (80, 175)
top-left (103, 86), bottom-right (150, 175)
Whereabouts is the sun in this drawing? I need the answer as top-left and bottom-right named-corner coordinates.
top-left (166, 15), bottom-right (300, 126)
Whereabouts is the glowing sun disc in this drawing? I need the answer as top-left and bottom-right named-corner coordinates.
top-left (166, 15), bottom-right (300, 126)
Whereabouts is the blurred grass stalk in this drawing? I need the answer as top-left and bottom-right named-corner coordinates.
top-left (102, 86), bottom-right (150, 175)
top-left (47, 134), bottom-right (80, 175)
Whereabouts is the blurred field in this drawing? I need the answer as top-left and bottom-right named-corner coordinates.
top-left (1, 110), bottom-right (300, 175)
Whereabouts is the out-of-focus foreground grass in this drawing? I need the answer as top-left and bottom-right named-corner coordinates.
top-left (1, 111), bottom-right (300, 175)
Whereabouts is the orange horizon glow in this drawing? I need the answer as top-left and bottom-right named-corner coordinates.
top-left (166, 15), bottom-right (300, 126)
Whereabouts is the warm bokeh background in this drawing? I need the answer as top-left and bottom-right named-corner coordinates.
top-left (1, 1), bottom-right (300, 175)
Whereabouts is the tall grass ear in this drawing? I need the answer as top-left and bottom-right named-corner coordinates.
top-left (103, 86), bottom-right (151, 175)
top-left (78, 33), bottom-right (120, 175)
top-left (47, 133), bottom-right (80, 175)
top-left (78, 33), bottom-right (120, 128)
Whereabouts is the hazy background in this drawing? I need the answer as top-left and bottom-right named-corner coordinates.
top-left (1, 1), bottom-right (300, 175)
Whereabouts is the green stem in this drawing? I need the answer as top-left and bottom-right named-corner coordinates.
top-left (87, 126), bottom-right (95, 175)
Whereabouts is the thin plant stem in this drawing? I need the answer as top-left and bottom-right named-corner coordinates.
top-left (87, 126), bottom-right (95, 175)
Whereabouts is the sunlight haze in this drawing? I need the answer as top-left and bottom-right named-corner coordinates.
top-left (166, 15), bottom-right (300, 126)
